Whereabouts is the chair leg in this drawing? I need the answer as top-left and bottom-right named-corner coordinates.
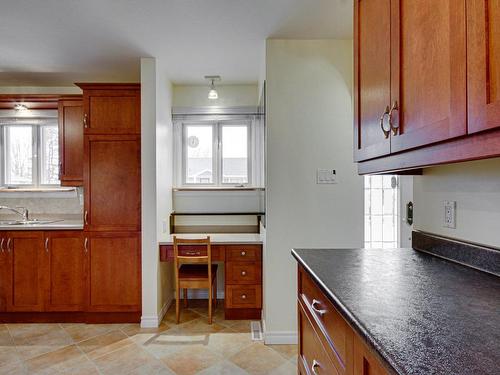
top-left (208, 284), bottom-right (213, 325)
top-left (176, 286), bottom-right (180, 324)
top-left (213, 280), bottom-right (217, 308)
top-left (183, 288), bottom-right (188, 308)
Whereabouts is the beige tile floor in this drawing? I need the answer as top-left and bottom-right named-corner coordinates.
top-left (0, 300), bottom-right (297, 375)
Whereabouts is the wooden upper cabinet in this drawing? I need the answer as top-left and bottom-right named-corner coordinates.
top-left (354, 0), bottom-right (392, 161)
top-left (43, 231), bottom-right (85, 312)
top-left (86, 232), bottom-right (141, 312)
top-left (5, 232), bottom-right (45, 312)
top-left (84, 135), bottom-right (141, 231)
top-left (76, 84), bottom-right (140, 135)
top-left (389, 0), bottom-right (467, 153)
top-left (58, 99), bottom-right (83, 186)
top-left (467, 0), bottom-right (500, 133)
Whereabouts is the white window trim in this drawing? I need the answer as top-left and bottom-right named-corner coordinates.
top-left (173, 115), bottom-right (264, 188)
top-left (1, 123), bottom-right (60, 188)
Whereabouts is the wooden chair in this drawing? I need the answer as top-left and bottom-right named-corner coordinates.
top-left (173, 236), bottom-right (218, 324)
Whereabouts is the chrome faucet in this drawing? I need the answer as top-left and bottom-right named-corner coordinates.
top-left (0, 206), bottom-right (29, 221)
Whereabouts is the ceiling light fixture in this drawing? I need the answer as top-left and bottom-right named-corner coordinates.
top-left (205, 75), bottom-right (221, 100)
top-left (14, 103), bottom-right (29, 112)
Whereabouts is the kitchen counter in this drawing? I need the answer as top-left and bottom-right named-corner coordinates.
top-left (292, 247), bottom-right (500, 375)
top-left (0, 219), bottom-right (83, 230)
top-left (160, 232), bottom-right (263, 245)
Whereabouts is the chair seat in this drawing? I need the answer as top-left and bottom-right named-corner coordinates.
top-left (179, 264), bottom-right (218, 280)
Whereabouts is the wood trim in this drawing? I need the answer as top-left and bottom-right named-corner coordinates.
top-left (75, 83), bottom-right (140, 90)
top-left (0, 311), bottom-right (140, 323)
top-left (357, 127), bottom-right (500, 174)
top-left (0, 95), bottom-right (82, 110)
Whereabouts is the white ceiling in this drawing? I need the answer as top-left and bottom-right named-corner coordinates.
top-left (0, 0), bottom-right (353, 86)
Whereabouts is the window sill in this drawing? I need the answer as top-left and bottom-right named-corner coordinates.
top-left (173, 187), bottom-right (265, 192)
top-left (0, 187), bottom-right (78, 198)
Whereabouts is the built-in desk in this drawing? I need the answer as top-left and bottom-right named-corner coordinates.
top-left (159, 234), bottom-right (263, 320)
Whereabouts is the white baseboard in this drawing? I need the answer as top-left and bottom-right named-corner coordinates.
top-left (140, 294), bottom-right (173, 328)
top-left (264, 331), bottom-right (298, 345)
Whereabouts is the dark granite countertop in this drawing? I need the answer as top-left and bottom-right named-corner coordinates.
top-left (292, 247), bottom-right (500, 375)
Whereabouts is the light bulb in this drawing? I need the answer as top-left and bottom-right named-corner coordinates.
top-left (208, 88), bottom-right (218, 100)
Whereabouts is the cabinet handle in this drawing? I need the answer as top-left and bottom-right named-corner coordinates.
top-left (7, 238), bottom-right (11, 253)
top-left (240, 251), bottom-right (246, 256)
top-left (389, 100), bottom-right (399, 135)
top-left (241, 270), bottom-right (247, 276)
top-left (84, 210), bottom-right (88, 225)
top-left (241, 294), bottom-right (247, 300)
top-left (44, 238), bottom-right (49, 253)
top-left (83, 113), bottom-right (88, 128)
top-left (311, 299), bottom-right (327, 316)
top-left (0, 238), bottom-right (4, 253)
top-left (380, 105), bottom-right (391, 139)
top-left (311, 359), bottom-right (321, 375)
top-left (84, 237), bottom-right (88, 254)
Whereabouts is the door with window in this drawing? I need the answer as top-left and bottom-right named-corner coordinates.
top-left (180, 121), bottom-right (256, 187)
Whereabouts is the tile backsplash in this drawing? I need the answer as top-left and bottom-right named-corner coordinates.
top-left (0, 188), bottom-right (83, 219)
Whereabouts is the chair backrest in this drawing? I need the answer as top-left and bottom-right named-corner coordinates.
top-left (173, 236), bottom-right (212, 281)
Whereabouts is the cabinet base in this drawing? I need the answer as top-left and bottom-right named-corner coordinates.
top-left (0, 311), bottom-right (141, 323)
top-left (224, 308), bottom-right (261, 320)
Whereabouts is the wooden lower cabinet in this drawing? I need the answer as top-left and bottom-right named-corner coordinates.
top-left (86, 232), bottom-right (141, 312)
top-left (298, 266), bottom-right (388, 375)
top-left (44, 231), bottom-right (85, 312)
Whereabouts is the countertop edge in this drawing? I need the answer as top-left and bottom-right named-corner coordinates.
top-left (291, 248), bottom-right (402, 375)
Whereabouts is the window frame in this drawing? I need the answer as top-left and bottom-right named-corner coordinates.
top-left (1, 122), bottom-right (60, 188)
top-left (180, 120), bottom-right (252, 187)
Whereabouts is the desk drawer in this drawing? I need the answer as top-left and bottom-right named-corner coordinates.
top-left (299, 303), bottom-right (339, 375)
top-left (226, 285), bottom-right (262, 308)
top-left (299, 267), bottom-right (351, 374)
top-left (226, 261), bottom-right (262, 285)
top-left (226, 245), bottom-right (261, 262)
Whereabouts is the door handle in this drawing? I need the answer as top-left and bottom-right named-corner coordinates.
top-left (380, 105), bottom-right (391, 139)
top-left (7, 238), bottom-right (11, 253)
top-left (311, 359), bottom-right (321, 375)
top-left (0, 238), bottom-right (4, 253)
top-left (389, 100), bottom-right (399, 135)
top-left (44, 238), bottom-right (49, 253)
top-left (84, 210), bottom-right (88, 226)
top-left (83, 113), bottom-right (88, 128)
top-left (84, 237), bottom-right (88, 254)
top-left (311, 299), bottom-right (327, 316)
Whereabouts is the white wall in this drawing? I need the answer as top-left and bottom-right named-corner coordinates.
top-left (414, 158), bottom-right (500, 248)
top-left (173, 84), bottom-right (258, 107)
top-left (140, 58), bottom-right (174, 327)
top-left (264, 39), bottom-right (364, 343)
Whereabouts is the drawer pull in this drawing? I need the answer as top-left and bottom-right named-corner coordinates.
top-left (241, 270), bottom-right (247, 276)
top-left (185, 251), bottom-right (201, 256)
top-left (6, 238), bottom-right (11, 253)
top-left (240, 251), bottom-right (246, 256)
top-left (241, 294), bottom-right (247, 299)
top-left (311, 299), bottom-right (327, 316)
top-left (44, 238), bottom-right (49, 253)
top-left (0, 238), bottom-right (4, 253)
top-left (311, 359), bottom-right (321, 375)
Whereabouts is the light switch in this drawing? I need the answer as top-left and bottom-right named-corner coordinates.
top-left (444, 201), bottom-right (456, 229)
top-left (317, 169), bottom-right (337, 184)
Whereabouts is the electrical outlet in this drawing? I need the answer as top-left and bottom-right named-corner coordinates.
top-left (444, 201), bottom-right (456, 228)
top-left (162, 220), bottom-right (168, 233)
top-left (317, 169), bottom-right (337, 184)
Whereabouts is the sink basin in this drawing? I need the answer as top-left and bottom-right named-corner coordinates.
top-left (4, 219), bottom-right (62, 225)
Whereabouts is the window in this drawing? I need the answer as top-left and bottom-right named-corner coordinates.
top-left (2, 123), bottom-right (59, 187)
top-left (364, 175), bottom-right (398, 249)
top-left (179, 120), bottom-right (256, 186)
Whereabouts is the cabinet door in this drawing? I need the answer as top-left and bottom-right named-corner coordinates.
top-left (0, 233), bottom-right (8, 311)
top-left (389, 0), bottom-right (467, 152)
top-left (353, 334), bottom-right (388, 375)
top-left (468, 0), bottom-right (500, 133)
top-left (86, 232), bottom-right (141, 312)
top-left (354, 0), bottom-right (392, 161)
top-left (44, 231), bottom-right (85, 311)
top-left (58, 99), bottom-right (83, 186)
top-left (5, 232), bottom-right (44, 312)
top-left (83, 89), bottom-right (140, 135)
top-left (84, 135), bottom-right (141, 231)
